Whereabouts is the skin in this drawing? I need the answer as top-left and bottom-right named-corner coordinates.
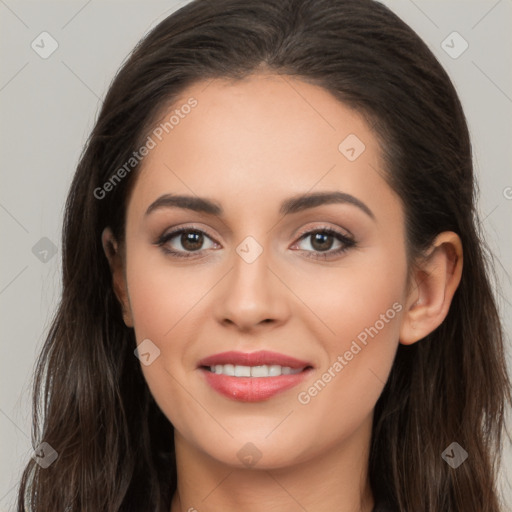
top-left (102, 73), bottom-right (463, 512)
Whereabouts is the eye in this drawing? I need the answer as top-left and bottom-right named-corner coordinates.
top-left (155, 227), bottom-right (219, 258)
top-left (291, 227), bottom-right (356, 260)
top-left (155, 225), bottom-right (356, 260)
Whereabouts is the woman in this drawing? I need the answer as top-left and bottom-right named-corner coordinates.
top-left (17, 0), bottom-right (511, 511)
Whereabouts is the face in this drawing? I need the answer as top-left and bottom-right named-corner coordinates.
top-left (110, 73), bottom-right (411, 469)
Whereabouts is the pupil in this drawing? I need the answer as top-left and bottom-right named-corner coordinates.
top-left (312, 233), bottom-right (332, 252)
top-left (182, 232), bottom-right (203, 251)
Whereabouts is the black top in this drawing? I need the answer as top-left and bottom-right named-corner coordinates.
top-left (373, 502), bottom-right (393, 512)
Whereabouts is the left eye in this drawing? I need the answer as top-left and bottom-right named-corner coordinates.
top-left (293, 228), bottom-right (355, 258)
top-left (294, 229), bottom-right (353, 253)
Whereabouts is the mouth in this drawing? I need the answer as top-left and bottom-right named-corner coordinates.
top-left (197, 350), bottom-right (314, 402)
top-left (202, 363), bottom-right (309, 377)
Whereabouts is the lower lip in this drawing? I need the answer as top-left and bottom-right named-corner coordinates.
top-left (200, 367), bottom-right (313, 402)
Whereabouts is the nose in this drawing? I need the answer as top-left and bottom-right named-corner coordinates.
top-left (214, 239), bottom-right (291, 332)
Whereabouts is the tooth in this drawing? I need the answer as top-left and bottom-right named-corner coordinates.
top-left (251, 365), bottom-right (269, 377)
top-left (207, 363), bottom-right (305, 377)
top-left (224, 364), bottom-right (235, 376)
top-left (268, 365), bottom-right (282, 376)
top-left (234, 365), bottom-right (251, 377)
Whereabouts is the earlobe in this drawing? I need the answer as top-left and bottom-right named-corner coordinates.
top-left (101, 227), bottom-right (134, 328)
top-left (399, 231), bottom-right (463, 345)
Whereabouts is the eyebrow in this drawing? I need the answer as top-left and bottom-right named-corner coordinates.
top-left (145, 191), bottom-right (375, 220)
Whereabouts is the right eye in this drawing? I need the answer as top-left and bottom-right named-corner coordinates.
top-left (155, 227), bottom-right (219, 259)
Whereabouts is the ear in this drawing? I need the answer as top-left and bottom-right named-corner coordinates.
top-left (101, 227), bottom-right (134, 328)
top-left (399, 231), bottom-right (463, 345)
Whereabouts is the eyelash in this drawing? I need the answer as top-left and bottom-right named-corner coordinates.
top-left (154, 225), bottom-right (356, 261)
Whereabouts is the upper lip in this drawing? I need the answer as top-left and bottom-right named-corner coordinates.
top-left (198, 350), bottom-right (313, 369)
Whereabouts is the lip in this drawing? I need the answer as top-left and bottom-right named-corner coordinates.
top-left (198, 350), bottom-right (314, 402)
top-left (198, 350), bottom-right (312, 369)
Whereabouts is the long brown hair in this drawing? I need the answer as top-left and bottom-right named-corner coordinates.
top-left (17, 0), bottom-right (511, 510)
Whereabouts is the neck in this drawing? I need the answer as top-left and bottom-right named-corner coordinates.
top-left (170, 413), bottom-right (375, 512)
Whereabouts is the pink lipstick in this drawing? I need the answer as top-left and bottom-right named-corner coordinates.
top-left (198, 350), bottom-right (314, 402)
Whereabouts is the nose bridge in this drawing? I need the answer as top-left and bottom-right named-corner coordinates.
top-left (231, 232), bottom-right (273, 300)
top-left (216, 230), bottom-right (288, 328)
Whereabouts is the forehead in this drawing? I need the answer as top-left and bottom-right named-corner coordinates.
top-left (126, 73), bottom-right (399, 224)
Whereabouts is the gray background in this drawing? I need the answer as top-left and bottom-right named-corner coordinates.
top-left (1, 1), bottom-right (511, 510)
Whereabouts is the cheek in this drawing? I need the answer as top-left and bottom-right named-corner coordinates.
top-left (290, 239), bottom-right (406, 349)
top-left (291, 247), bottom-right (405, 420)
top-left (292, 295), bottom-right (402, 456)
top-left (124, 250), bottom-right (215, 425)
top-left (125, 245), bottom-right (209, 340)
